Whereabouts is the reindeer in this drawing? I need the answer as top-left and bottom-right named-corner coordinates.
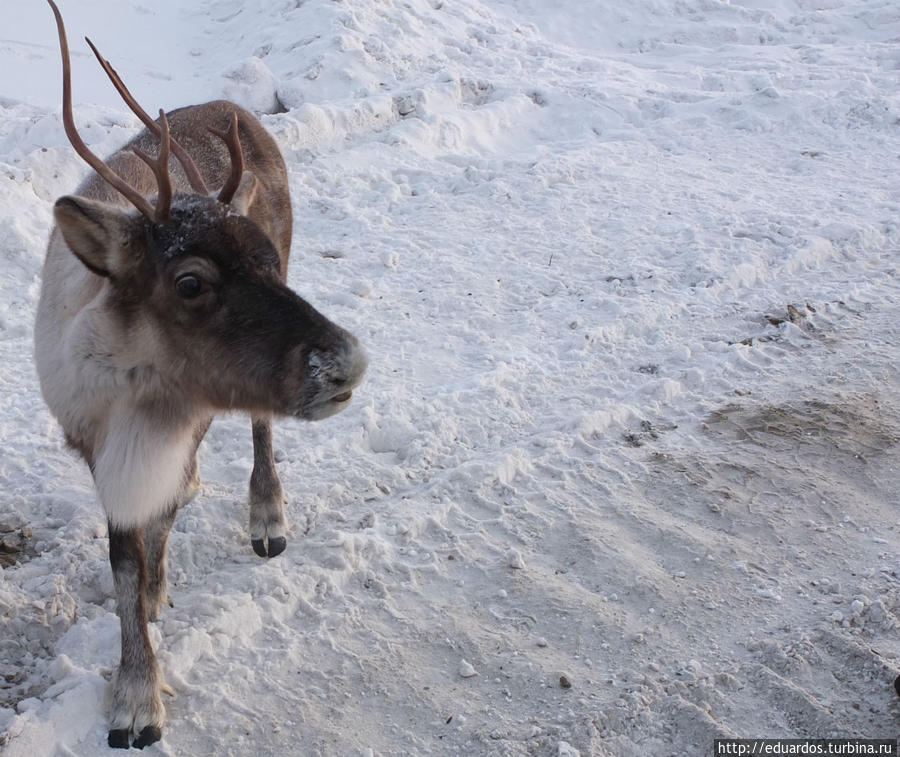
top-left (34, 1), bottom-right (367, 748)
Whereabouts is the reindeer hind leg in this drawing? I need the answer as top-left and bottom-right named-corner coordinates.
top-left (144, 418), bottom-right (210, 619)
top-left (143, 505), bottom-right (177, 622)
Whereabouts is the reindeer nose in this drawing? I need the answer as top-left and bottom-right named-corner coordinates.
top-left (289, 315), bottom-right (367, 421)
top-left (308, 333), bottom-right (368, 397)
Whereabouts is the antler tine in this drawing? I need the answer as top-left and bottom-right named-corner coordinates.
top-left (46, 0), bottom-right (155, 220)
top-left (85, 37), bottom-right (210, 196)
top-left (208, 113), bottom-right (244, 204)
top-left (132, 110), bottom-right (173, 223)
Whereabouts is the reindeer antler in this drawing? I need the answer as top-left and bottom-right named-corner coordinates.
top-left (132, 110), bottom-right (174, 223)
top-left (47, 0), bottom-right (172, 222)
top-left (84, 37), bottom-right (210, 196)
top-left (88, 32), bottom-right (245, 207)
top-left (208, 113), bottom-right (244, 204)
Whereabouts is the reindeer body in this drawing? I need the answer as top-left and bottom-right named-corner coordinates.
top-left (34, 3), bottom-right (367, 748)
top-left (35, 102), bottom-right (295, 529)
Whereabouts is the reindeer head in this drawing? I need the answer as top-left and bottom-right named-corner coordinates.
top-left (46, 0), bottom-right (367, 422)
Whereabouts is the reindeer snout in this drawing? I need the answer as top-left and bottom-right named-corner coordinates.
top-left (309, 336), bottom-right (368, 393)
top-left (302, 333), bottom-right (368, 420)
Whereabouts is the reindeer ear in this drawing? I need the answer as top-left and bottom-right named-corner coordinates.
top-left (54, 196), bottom-right (134, 278)
top-left (228, 171), bottom-right (259, 216)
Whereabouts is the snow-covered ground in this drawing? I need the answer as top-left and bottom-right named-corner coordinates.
top-left (1, 0), bottom-right (899, 753)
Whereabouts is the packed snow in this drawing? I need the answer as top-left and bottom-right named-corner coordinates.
top-left (1, 0), bottom-right (899, 754)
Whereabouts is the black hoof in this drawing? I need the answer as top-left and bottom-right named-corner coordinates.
top-left (108, 729), bottom-right (130, 749)
top-left (894, 674), bottom-right (900, 698)
top-left (133, 725), bottom-right (162, 749)
top-left (251, 536), bottom-right (286, 558)
top-left (251, 538), bottom-right (267, 557)
top-left (267, 536), bottom-right (287, 557)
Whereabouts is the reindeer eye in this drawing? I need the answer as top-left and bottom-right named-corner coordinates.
top-left (175, 274), bottom-right (203, 299)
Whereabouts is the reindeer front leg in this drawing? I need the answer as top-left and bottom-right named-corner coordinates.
top-left (107, 526), bottom-right (167, 749)
top-left (249, 413), bottom-right (287, 558)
